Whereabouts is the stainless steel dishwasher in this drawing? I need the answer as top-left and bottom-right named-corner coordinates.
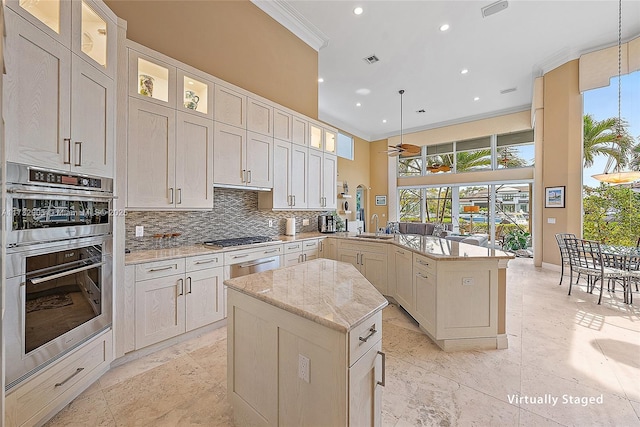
top-left (230, 255), bottom-right (281, 278)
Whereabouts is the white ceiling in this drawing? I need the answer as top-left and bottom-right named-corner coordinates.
top-left (257, 0), bottom-right (640, 141)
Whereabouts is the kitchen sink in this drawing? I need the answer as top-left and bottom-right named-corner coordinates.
top-left (355, 233), bottom-right (395, 240)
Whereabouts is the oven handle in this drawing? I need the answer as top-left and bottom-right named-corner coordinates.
top-left (237, 258), bottom-right (277, 269)
top-left (7, 189), bottom-right (117, 199)
top-left (27, 262), bottom-right (106, 286)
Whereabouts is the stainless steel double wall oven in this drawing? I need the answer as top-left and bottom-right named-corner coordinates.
top-left (5, 163), bottom-right (114, 389)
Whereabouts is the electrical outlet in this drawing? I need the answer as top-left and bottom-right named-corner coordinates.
top-left (298, 354), bottom-right (310, 383)
top-left (302, 219), bottom-right (309, 226)
top-left (268, 220), bottom-right (273, 227)
top-left (462, 277), bottom-right (474, 286)
top-left (135, 226), bottom-right (144, 237)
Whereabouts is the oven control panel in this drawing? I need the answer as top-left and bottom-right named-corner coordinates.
top-left (29, 169), bottom-right (102, 188)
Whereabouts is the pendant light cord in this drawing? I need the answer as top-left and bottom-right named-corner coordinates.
top-left (399, 89), bottom-right (404, 145)
top-left (617, 0), bottom-right (622, 139)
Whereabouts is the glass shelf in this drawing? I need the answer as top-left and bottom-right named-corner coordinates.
top-left (182, 75), bottom-right (208, 114)
top-left (81, 1), bottom-right (107, 68)
top-left (137, 58), bottom-right (169, 102)
top-left (19, 0), bottom-right (60, 33)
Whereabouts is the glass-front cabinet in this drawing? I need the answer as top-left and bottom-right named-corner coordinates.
top-left (177, 71), bottom-right (213, 118)
top-left (129, 50), bottom-right (177, 106)
top-left (324, 128), bottom-right (337, 154)
top-left (310, 123), bottom-right (323, 151)
top-left (8, 0), bottom-right (71, 44)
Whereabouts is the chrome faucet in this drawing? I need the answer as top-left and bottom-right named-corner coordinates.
top-left (371, 214), bottom-right (379, 237)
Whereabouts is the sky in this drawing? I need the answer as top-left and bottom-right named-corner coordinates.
top-left (582, 71), bottom-right (640, 187)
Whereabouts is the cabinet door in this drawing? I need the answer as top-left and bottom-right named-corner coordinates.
top-left (290, 144), bottom-right (308, 209)
top-left (349, 340), bottom-right (383, 427)
top-left (283, 252), bottom-right (302, 267)
top-left (360, 251), bottom-right (388, 295)
top-left (127, 98), bottom-right (176, 208)
top-left (309, 122), bottom-right (323, 150)
top-left (4, 9), bottom-right (71, 170)
top-left (214, 84), bottom-right (246, 128)
top-left (323, 154), bottom-right (338, 209)
top-left (186, 267), bottom-right (224, 331)
top-left (129, 49), bottom-right (176, 107)
top-left (274, 109), bottom-right (292, 141)
top-left (70, 54), bottom-right (114, 177)
top-left (135, 275), bottom-right (185, 349)
top-left (307, 149), bottom-right (324, 209)
top-left (292, 115), bottom-right (308, 146)
top-left (337, 248), bottom-right (359, 269)
top-left (414, 269), bottom-right (437, 335)
top-left (272, 139), bottom-right (292, 209)
top-left (324, 128), bottom-right (337, 154)
top-left (245, 131), bottom-right (273, 188)
top-left (6, 0), bottom-right (72, 47)
top-left (177, 71), bottom-right (213, 118)
top-left (247, 97), bottom-right (273, 136)
top-left (72, 0), bottom-right (117, 78)
top-left (395, 250), bottom-right (414, 313)
top-left (175, 111), bottom-right (214, 208)
top-left (213, 122), bottom-right (246, 186)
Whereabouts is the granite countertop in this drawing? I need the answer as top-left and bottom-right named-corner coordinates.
top-left (224, 258), bottom-right (388, 333)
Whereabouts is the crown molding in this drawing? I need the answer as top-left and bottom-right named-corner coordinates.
top-left (251, 0), bottom-right (330, 51)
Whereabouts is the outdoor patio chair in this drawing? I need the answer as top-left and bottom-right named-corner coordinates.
top-left (555, 233), bottom-right (576, 286)
top-left (564, 238), bottom-right (627, 304)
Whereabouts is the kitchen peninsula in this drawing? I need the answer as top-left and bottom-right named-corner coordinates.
top-left (225, 259), bottom-right (388, 427)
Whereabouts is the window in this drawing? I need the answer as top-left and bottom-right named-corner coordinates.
top-left (456, 137), bottom-right (491, 172)
top-left (399, 189), bottom-right (422, 222)
top-left (425, 187), bottom-right (453, 223)
top-left (337, 132), bottom-right (354, 160)
top-left (426, 143), bottom-right (453, 174)
top-left (497, 130), bottom-right (534, 169)
top-left (398, 155), bottom-right (422, 177)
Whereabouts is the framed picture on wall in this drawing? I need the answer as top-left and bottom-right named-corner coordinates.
top-left (545, 186), bottom-right (565, 208)
top-left (375, 195), bottom-right (387, 206)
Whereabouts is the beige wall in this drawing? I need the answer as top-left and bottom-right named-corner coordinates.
top-left (337, 135), bottom-right (370, 225)
top-left (369, 139), bottom-right (390, 227)
top-left (105, 0), bottom-right (318, 118)
top-left (541, 60), bottom-right (583, 266)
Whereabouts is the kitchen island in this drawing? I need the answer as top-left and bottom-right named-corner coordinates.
top-left (225, 258), bottom-right (388, 427)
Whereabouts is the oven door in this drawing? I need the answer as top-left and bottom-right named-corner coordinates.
top-left (4, 235), bottom-right (112, 389)
top-left (6, 185), bottom-right (113, 247)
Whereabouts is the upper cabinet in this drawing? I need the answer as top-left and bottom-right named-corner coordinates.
top-left (273, 109), bottom-right (292, 142)
top-left (214, 84), bottom-right (246, 128)
top-left (292, 115), bottom-right (308, 146)
top-left (324, 128), bottom-right (337, 154)
top-left (309, 122), bottom-right (323, 151)
top-left (308, 120), bottom-right (337, 153)
top-left (129, 49), bottom-right (177, 107)
top-left (177, 71), bottom-right (213, 119)
top-left (247, 98), bottom-right (274, 136)
top-left (4, 3), bottom-right (116, 177)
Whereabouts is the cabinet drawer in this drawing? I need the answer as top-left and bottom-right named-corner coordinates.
top-left (224, 244), bottom-right (282, 264)
top-left (186, 253), bottom-right (223, 271)
top-left (348, 311), bottom-right (382, 366)
top-left (302, 239), bottom-right (318, 251)
top-left (413, 253), bottom-right (436, 274)
top-left (340, 240), bottom-right (387, 255)
top-left (6, 333), bottom-right (112, 427)
top-left (136, 258), bottom-right (186, 281)
top-left (283, 242), bottom-right (303, 254)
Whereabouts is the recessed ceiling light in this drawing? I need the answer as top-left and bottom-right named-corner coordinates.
top-left (474, 97), bottom-right (480, 101)
top-left (188, 81), bottom-right (194, 85)
top-left (460, 69), bottom-right (469, 75)
top-left (382, 119), bottom-right (387, 123)
top-left (353, 6), bottom-right (363, 15)
top-left (356, 102), bottom-right (361, 107)
top-left (318, 77), bottom-right (324, 83)
top-left (440, 24), bottom-right (450, 32)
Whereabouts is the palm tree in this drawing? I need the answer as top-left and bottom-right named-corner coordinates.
top-left (583, 114), bottom-right (633, 171)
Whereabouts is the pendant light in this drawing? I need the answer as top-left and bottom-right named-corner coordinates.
top-left (592, 0), bottom-right (640, 184)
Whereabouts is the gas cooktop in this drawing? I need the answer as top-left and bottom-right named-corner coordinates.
top-left (203, 236), bottom-right (277, 248)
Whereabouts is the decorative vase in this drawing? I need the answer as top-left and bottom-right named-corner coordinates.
top-left (139, 74), bottom-right (154, 97)
top-left (184, 90), bottom-right (200, 110)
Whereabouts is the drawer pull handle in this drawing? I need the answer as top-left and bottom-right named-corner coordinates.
top-left (264, 249), bottom-right (278, 254)
top-left (358, 326), bottom-right (377, 343)
top-left (233, 254), bottom-right (249, 259)
top-left (417, 259), bottom-right (429, 266)
top-left (416, 272), bottom-right (428, 279)
top-left (195, 259), bottom-right (217, 265)
top-left (397, 250), bottom-right (405, 255)
top-left (148, 266), bottom-right (174, 272)
top-left (55, 367), bottom-right (84, 387)
top-left (377, 351), bottom-right (386, 387)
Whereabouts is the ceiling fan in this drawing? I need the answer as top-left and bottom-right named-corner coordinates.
top-left (426, 163), bottom-right (451, 173)
top-left (383, 90), bottom-right (421, 157)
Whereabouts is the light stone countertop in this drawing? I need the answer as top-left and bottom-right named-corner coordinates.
top-left (224, 258), bottom-right (388, 332)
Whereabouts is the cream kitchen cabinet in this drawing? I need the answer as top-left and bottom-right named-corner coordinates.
top-left (391, 246), bottom-right (414, 310)
top-left (336, 240), bottom-right (388, 295)
top-left (413, 254), bottom-right (437, 336)
top-left (309, 121), bottom-right (337, 154)
top-left (308, 149), bottom-right (337, 210)
top-left (258, 139), bottom-right (308, 210)
top-left (177, 70), bottom-right (214, 118)
top-left (283, 239), bottom-right (319, 266)
top-left (129, 49), bottom-right (177, 106)
top-left (4, 8), bottom-right (115, 177)
top-left (131, 255), bottom-right (224, 351)
top-left (318, 237), bottom-right (336, 260)
top-left (214, 84), bottom-right (246, 128)
top-left (292, 115), bottom-right (308, 146)
top-left (127, 98), bottom-right (214, 209)
top-left (274, 109), bottom-right (292, 141)
top-left (213, 123), bottom-right (273, 189)
top-left (247, 97), bottom-right (274, 136)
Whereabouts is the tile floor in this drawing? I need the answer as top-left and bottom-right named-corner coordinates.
top-left (46, 258), bottom-right (640, 426)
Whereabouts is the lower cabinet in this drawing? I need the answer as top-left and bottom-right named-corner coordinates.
top-left (336, 241), bottom-right (388, 295)
top-left (5, 332), bottom-right (113, 427)
top-left (283, 239), bottom-right (318, 266)
top-left (126, 254), bottom-right (224, 352)
top-left (318, 237), bottom-right (335, 260)
top-left (349, 341), bottom-right (383, 427)
top-left (391, 247), bottom-right (413, 311)
top-left (413, 255), bottom-right (437, 336)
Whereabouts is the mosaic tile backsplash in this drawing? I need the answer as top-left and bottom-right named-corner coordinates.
top-left (125, 188), bottom-right (327, 251)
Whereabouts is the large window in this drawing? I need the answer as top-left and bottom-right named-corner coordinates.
top-left (456, 137), bottom-right (491, 172)
top-left (497, 130), bottom-right (534, 168)
top-left (399, 189), bottom-right (421, 221)
top-left (337, 132), bottom-right (353, 160)
top-left (398, 155), bottom-right (422, 177)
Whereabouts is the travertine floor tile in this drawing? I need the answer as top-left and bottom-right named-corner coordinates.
top-left (46, 389), bottom-right (115, 427)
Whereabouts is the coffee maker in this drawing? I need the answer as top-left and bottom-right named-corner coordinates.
top-left (317, 214), bottom-right (336, 233)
